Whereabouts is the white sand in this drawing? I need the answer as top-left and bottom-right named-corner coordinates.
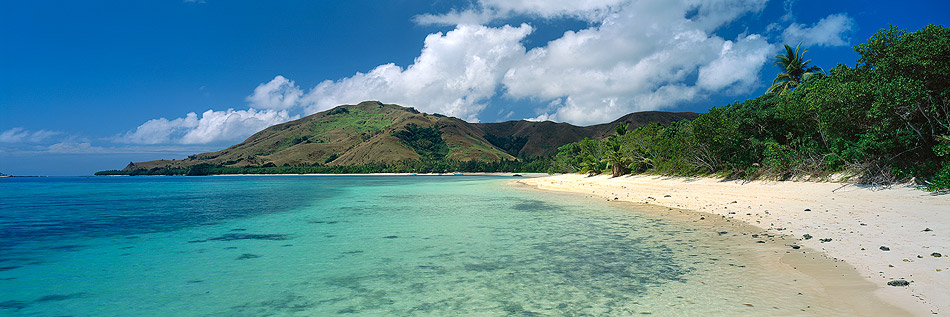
top-left (209, 172), bottom-right (546, 177)
top-left (520, 174), bottom-right (950, 315)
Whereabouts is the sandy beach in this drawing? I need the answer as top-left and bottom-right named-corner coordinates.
top-left (520, 174), bottom-right (950, 315)
top-left (206, 172), bottom-right (549, 177)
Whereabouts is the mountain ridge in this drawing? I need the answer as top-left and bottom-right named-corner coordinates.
top-left (115, 101), bottom-right (699, 173)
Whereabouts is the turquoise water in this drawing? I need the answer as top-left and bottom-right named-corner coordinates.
top-left (0, 176), bottom-right (880, 315)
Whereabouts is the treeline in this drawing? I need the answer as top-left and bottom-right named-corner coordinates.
top-left (95, 156), bottom-right (552, 176)
top-left (549, 24), bottom-right (950, 190)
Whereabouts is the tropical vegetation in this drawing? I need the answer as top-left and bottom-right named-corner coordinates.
top-left (766, 42), bottom-right (824, 94)
top-left (549, 24), bottom-right (950, 191)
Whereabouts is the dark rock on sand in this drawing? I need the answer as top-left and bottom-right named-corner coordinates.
top-left (791, 245), bottom-right (801, 249)
top-left (887, 279), bottom-right (910, 287)
top-left (932, 253), bottom-right (943, 257)
top-left (880, 246), bottom-right (891, 251)
top-left (803, 234), bottom-right (813, 240)
top-left (819, 238), bottom-right (832, 243)
top-left (924, 228), bottom-right (933, 232)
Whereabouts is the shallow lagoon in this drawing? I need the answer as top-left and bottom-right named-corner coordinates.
top-left (0, 176), bottom-right (894, 315)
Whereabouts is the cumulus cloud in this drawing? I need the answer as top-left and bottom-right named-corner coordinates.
top-left (500, 0), bottom-right (772, 124)
top-left (0, 128), bottom-right (62, 143)
top-left (295, 0), bottom-right (776, 125)
top-left (783, 13), bottom-right (855, 47)
top-left (697, 35), bottom-right (773, 92)
top-left (120, 108), bottom-right (296, 145)
top-left (246, 75), bottom-right (303, 110)
top-left (299, 24), bottom-right (533, 122)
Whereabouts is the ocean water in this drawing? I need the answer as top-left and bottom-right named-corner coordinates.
top-left (0, 176), bottom-right (889, 316)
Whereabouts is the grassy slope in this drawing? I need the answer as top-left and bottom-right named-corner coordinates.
top-left (124, 101), bottom-right (514, 171)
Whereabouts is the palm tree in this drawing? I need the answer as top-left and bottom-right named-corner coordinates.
top-left (576, 139), bottom-right (605, 175)
top-left (601, 124), bottom-right (632, 177)
top-left (767, 42), bottom-right (824, 94)
top-left (601, 140), bottom-right (632, 177)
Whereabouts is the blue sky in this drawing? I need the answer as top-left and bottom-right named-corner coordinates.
top-left (1, 0), bottom-right (948, 176)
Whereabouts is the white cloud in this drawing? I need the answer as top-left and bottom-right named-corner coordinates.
top-left (301, 0), bottom-right (774, 125)
top-left (683, 0), bottom-right (770, 30)
top-left (413, 9), bottom-right (501, 26)
top-left (501, 0), bottom-right (772, 124)
top-left (413, 0), bottom-right (628, 25)
top-left (47, 142), bottom-right (106, 154)
top-left (697, 34), bottom-right (772, 92)
top-left (782, 13), bottom-right (855, 47)
top-left (780, 0), bottom-right (797, 22)
top-left (120, 0), bottom-right (776, 136)
top-left (120, 108), bottom-right (296, 145)
top-left (299, 24), bottom-right (533, 122)
top-left (246, 75), bottom-right (303, 110)
top-left (0, 128), bottom-right (62, 143)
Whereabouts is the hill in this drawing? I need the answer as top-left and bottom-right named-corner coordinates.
top-left (107, 101), bottom-right (698, 174)
top-left (477, 111), bottom-right (700, 157)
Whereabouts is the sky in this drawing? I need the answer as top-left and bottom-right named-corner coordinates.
top-left (1, 0), bottom-right (948, 176)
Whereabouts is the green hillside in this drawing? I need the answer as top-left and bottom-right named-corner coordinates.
top-left (98, 101), bottom-right (697, 175)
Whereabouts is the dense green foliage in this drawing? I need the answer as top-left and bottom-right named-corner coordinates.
top-left (551, 24), bottom-right (950, 190)
top-left (393, 124), bottom-right (450, 161)
top-left (483, 133), bottom-right (529, 157)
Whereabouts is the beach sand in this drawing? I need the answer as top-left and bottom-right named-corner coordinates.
top-left (519, 174), bottom-right (950, 315)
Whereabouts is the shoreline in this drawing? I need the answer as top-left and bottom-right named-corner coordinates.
top-left (92, 172), bottom-right (548, 177)
top-left (519, 174), bottom-right (950, 315)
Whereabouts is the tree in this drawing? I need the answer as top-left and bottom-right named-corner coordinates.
top-left (767, 43), bottom-right (824, 95)
top-left (601, 124), bottom-right (632, 177)
top-left (577, 139), bottom-right (606, 175)
top-left (619, 123), bottom-right (664, 173)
